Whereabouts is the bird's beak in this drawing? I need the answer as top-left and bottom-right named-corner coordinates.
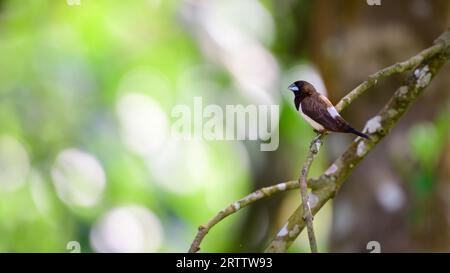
top-left (288, 83), bottom-right (299, 92)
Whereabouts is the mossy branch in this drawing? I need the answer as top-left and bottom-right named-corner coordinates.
top-left (265, 27), bottom-right (450, 252)
top-left (188, 180), bottom-right (299, 253)
top-left (188, 27), bottom-right (450, 253)
top-left (298, 134), bottom-right (325, 253)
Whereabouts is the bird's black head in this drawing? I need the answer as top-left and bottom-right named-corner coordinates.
top-left (288, 80), bottom-right (316, 96)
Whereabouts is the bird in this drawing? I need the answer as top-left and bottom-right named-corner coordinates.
top-left (288, 80), bottom-right (369, 139)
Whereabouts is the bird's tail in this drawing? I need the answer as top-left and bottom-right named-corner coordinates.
top-left (348, 127), bottom-right (369, 139)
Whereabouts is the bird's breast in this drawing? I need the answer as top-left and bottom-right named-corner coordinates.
top-left (298, 104), bottom-right (325, 131)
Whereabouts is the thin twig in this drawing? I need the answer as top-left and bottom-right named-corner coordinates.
top-left (298, 134), bottom-right (324, 252)
top-left (188, 180), bottom-right (298, 253)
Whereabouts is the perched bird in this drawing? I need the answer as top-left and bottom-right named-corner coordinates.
top-left (288, 80), bottom-right (369, 139)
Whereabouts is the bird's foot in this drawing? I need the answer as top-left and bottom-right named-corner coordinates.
top-left (312, 130), bottom-right (327, 143)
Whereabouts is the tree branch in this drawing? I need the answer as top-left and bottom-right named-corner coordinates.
top-left (335, 33), bottom-right (448, 112)
top-left (298, 134), bottom-right (324, 252)
top-left (188, 180), bottom-right (299, 253)
top-left (187, 27), bottom-right (450, 254)
top-left (265, 27), bottom-right (450, 253)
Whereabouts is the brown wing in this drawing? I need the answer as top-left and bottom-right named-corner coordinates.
top-left (301, 95), bottom-right (350, 132)
top-left (319, 95), bottom-right (334, 107)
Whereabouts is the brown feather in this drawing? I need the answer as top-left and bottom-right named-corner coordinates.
top-left (300, 94), bottom-right (351, 132)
